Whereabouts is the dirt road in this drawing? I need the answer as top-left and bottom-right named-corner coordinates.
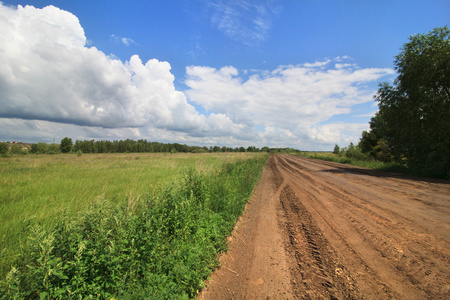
top-left (198, 154), bottom-right (450, 299)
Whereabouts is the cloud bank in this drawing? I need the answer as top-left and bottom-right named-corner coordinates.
top-left (185, 62), bottom-right (394, 146)
top-left (0, 4), bottom-right (394, 149)
top-left (0, 4), bottom-right (242, 135)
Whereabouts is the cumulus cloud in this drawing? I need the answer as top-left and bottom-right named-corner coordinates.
top-left (185, 59), bottom-right (394, 148)
top-left (0, 4), bottom-right (247, 140)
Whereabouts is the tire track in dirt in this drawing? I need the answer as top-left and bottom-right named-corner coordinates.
top-left (199, 154), bottom-right (450, 299)
top-left (279, 184), bottom-right (360, 299)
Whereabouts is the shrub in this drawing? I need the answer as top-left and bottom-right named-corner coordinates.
top-left (47, 143), bottom-right (61, 154)
top-left (0, 142), bottom-right (8, 155)
top-left (9, 144), bottom-right (23, 155)
top-left (343, 143), bottom-right (367, 160)
top-left (36, 143), bottom-right (49, 154)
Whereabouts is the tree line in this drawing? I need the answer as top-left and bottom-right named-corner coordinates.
top-left (0, 139), bottom-right (283, 155)
top-left (69, 139), bottom-right (268, 154)
top-left (0, 138), bottom-right (304, 156)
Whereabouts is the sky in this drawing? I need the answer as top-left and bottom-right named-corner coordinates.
top-left (0, 0), bottom-right (448, 150)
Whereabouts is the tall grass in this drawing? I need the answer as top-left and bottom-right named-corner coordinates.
top-left (0, 152), bottom-right (261, 278)
top-left (0, 153), bottom-right (268, 299)
top-left (295, 152), bottom-right (410, 174)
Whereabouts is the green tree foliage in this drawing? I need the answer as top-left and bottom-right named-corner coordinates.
top-left (36, 142), bottom-right (49, 154)
top-left (47, 143), bottom-right (61, 154)
top-left (60, 137), bottom-right (73, 153)
top-left (333, 144), bottom-right (340, 155)
top-left (341, 142), bottom-right (366, 160)
top-left (372, 26), bottom-right (450, 177)
top-left (69, 139), bottom-right (264, 154)
top-left (0, 142), bottom-right (8, 155)
top-left (9, 144), bottom-right (22, 155)
top-left (30, 144), bottom-right (38, 154)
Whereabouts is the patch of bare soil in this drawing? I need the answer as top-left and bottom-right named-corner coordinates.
top-left (198, 154), bottom-right (450, 299)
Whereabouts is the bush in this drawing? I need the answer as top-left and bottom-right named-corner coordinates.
top-left (36, 143), bottom-right (49, 154)
top-left (344, 143), bottom-right (367, 160)
top-left (9, 144), bottom-right (25, 155)
top-left (0, 142), bottom-right (9, 155)
top-left (47, 143), bottom-right (61, 154)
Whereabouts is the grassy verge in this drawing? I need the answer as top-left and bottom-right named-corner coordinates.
top-left (295, 151), bottom-right (411, 172)
top-left (0, 154), bottom-right (268, 299)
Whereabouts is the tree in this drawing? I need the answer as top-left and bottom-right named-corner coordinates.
top-left (0, 142), bottom-right (8, 155)
top-left (60, 137), bottom-right (73, 153)
top-left (48, 143), bottom-right (61, 154)
top-left (373, 26), bottom-right (450, 177)
top-left (30, 143), bottom-right (38, 154)
top-left (333, 144), bottom-right (340, 155)
top-left (36, 142), bottom-right (49, 154)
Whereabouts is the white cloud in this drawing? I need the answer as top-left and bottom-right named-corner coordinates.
top-left (110, 34), bottom-right (136, 46)
top-left (206, 0), bottom-right (281, 46)
top-left (308, 123), bottom-right (370, 145)
top-left (303, 59), bottom-right (331, 68)
top-left (185, 59), bottom-right (394, 149)
top-left (0, 4), bottom-right (248, 141)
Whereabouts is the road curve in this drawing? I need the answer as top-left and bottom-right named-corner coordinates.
top-left (199, 154), bottom-right (450, 299)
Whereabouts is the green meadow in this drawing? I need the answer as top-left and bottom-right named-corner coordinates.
top-left (0, 152), bottom-right (267, 298)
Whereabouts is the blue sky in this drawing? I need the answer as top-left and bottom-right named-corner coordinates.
top-left (0, 0), bottom-right (448, 150)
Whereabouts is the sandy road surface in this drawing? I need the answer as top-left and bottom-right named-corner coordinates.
top-left (199, 154), bottom-right (450, 299)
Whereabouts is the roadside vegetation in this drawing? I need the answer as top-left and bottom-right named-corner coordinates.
top-left (296, 146), bottom-right (407, 174)
top-left (0, 152), bottom-right (267, 299)
top-left (306, 27), bottom-right (450, 180)
top-left (357, 27), bottom-right (449, 179)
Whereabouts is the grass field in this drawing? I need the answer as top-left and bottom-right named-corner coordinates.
top-left (0, 152), bottom-right (265, 287)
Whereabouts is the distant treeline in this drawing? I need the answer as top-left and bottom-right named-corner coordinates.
top-left (0, 139), bottom-right (301, 155)
top-left (71, 139), bottom-right (263, 154)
